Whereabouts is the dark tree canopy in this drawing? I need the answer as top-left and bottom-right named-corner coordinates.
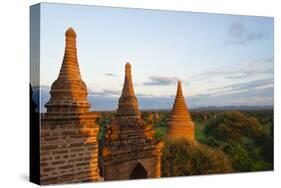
top-left (203, 111), bottom-right (273, 172)
top-left (161, 139), bottom-right (233, 177)
top-left (204, 111), bottom-right (265, 145)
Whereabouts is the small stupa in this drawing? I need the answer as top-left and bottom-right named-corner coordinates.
top-left (116, 63), bottom-right (140, 117)
top-left (166, 81), bottom-right (195, 141)
top-left (101, 63), bottom-right (162, 180)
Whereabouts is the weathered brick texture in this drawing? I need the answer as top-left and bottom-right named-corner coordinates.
top-left (40, 27), bottom-right (100, 185)
top-left (40, 113), bottom-right (100, 185)
top-left (101, 63), bottom-right (162, 180)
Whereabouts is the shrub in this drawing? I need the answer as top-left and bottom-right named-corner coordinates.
top-left (161, 139), bottom-right (233, 177)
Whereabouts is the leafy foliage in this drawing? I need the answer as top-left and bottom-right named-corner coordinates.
top-left (194, 121), bottom-right (206, 142)
top-left (161, 139), bottom-right (233, 177)
top-left (96, 113), bottom-right (111, 140)
top-left (203, 111), bottom-right (273, 171)
top-left (151, 111), bottom-right (169, 141)
top-left (153, 126), bottom-right (167, 141)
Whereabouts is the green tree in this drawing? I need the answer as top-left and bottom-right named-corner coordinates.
top-left (204, 111), bottom-right (273, 171)
top-left (161, 139), bottom-right (233, 177)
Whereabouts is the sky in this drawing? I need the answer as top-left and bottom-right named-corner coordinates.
top-left (34, 3), bottom-right (274, 111)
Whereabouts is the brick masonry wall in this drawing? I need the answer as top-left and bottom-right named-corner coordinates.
top-left (102, 157), bottom-right (157, 180)
top-left (40, 113), bottom-right (100, 185)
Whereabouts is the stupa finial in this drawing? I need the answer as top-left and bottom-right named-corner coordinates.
top-left (65, 27), bottom-right (76, 38)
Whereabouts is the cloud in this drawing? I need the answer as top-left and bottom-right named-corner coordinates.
top-left (261, 56), bottom-right (274, 63)
top-left (190, 57), bottom-right (273, 81)
top-left (105, 73), bottom-right (117, 77)
top-left (143, 76), bottom-right (180, 86)
top-left (208, 78), bottom-right (273, 93)
top-left (136, 93), bottom-right (155, 97)
top-left (35, 84), bottom-right (273, 112)
top-left (246, 32), bottom-right (265, 41)
top-left (88, 95), bottom-right (119, 111)
top-left (190, 86), bottom-right (273, 107)
top-left (103, 89), bottom-right (120, 96)
top-left (224, 22), bottom-right (267, 46)
top-left (88, 89), bottom-right (121, 97)
top-left (228, 22), bottom-right (245, 39)
top-left (225, 75), bottom-right (247, 79)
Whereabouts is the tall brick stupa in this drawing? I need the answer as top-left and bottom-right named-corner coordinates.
top-left (100, 63), bottom-right (162, 180)
top-left (40, 28), bottom-right (100, 184)
top-left (45, 27), bottom-right (90, 114)
top-left (166, 81), bottom-right (195, 141)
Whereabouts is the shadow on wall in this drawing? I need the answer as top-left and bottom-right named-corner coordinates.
top-left (30, 84), bottom-right (40, 184)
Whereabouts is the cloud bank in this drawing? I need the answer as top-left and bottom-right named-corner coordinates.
top-left (223, 22), bottom-right (268, 46)
top-left (142, 76), bottom-right (180, 86)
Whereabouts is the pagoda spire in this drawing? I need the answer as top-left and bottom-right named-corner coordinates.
top-left (170, 81), bottom-right (191, 119)
top-left (121, 63), bottom-right (135, 96)
top-left (57, 27), bottom-right (81, 80)
top-left (166, 81), bottom-right (195, 141)
top-left (116, 63), bottom-right (140, 116)
top-left (45, 27), bottom-right (90, 114)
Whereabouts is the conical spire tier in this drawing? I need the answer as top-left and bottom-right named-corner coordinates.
top-left (58, 27), bottom-right (81, 80)
top-left (166, 81), bottom-right (195, 141)
top-left (116, 63), bottom-right (140, 116)
top-left (45, 27), bottom-right (91, 114)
